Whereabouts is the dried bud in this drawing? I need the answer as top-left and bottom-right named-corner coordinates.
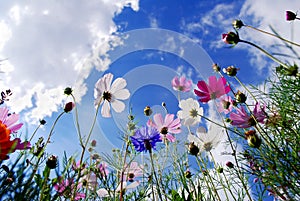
top-left (64, 102), bottom-right (75, 113)
top-left (222, 32), bottom-right (240, 45)
top-left (46, 155), bottom-right (57, 169)
top-left (226, 161), bottom-right (234, 168)
top-left (232, 19), bottom-right (244, 30)
top-left (223, 66), bottom-right (239, 76)
top-left (144, 106), bottom-right (152, 116)
top-left (128, 115), bottom-right (135, 121)
top-left (188, 142), bottom-right (199, 156)
top-left (64, 87), bottom-right (73, 95)
top-left (235, 91), bottom-right (247, 103)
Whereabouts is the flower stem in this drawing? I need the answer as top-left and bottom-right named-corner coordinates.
top-left (239, 39), bottom-right (289, 69)
top-left (149, 150), bottom-right (164, 201)
top-left (244, 25), bottom-right (300, 47)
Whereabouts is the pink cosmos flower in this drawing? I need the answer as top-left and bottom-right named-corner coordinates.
top-left (230, 102), bottom-right (266, 128)
top-left (147, 113), bottom-right (181, 142)
top-left (217, 95), bottom-right (234, 114)
top-left (94, 73), bottom-right (130, 118)
top-left (194, 76), bottom-right (230, 103)
top-left (98, 162), bottom-right (109, 178)
top-left (171, 76), bottom-right (192, 92)
top-left (54, 178), bottom-right (85, 200)
top-left (123, 161), bottom-right (143, 182)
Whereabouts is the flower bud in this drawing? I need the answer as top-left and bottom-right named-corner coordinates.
top-left (64, 102), bottom-right (75, 113)
top-left (185, 170), bottom-right (192, 178)
top-left (212, 63), bottom-right (221, 72)
top-left (144, 106), bottom-right (152, 116)
top-left (46, 155), bottom-right (57, 169)
top-left (232, 19), bottom-right (244, 30)
top-left (188, 142), bottom-right (199, 156)
top-left (64, 87), bottom-right (73, 95)
top-left (223, 66), bottom-right (239, 76)
top-left (235, 91), bottom-right (247, 103)
top-left (216, 166), bottom-right (223, 173)
top-left (226, 161), bottom-right (234, 168)
top-left (245, 130), bottom-right (262, 148)
top-left (286, 11), bottom-right (297, 21)
top-left (39, 119), bottom-right (46, 125)
top-left (91, 140), bottom-right (97, 147)
top-left (222, 32), bottom-right (240, 45)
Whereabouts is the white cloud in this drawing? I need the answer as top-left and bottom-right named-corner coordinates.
top-left (238, 0), bottom-right (300, 71)
top-left (0, 0), bottom-right (139, 123)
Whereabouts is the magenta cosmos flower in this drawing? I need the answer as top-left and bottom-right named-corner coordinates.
top-left (230, 102), bottom-right (266, 128)
top-left (0, 107), bottom-right (30, 160)
top-left (194, 76), bottom-right (230, 103)
top-left (147, 113), bottom-right (181, 142)
top-left (171, 76), bottom-right (192, 92)
top-left (54, 178), bottom-right (85, 200)
top-left (94, 73), bottom-right (130, 118)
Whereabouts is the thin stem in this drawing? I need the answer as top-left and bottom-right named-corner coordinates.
top-left (71, 100), bottom-right (101, 201)
top-left (244, 25), bottom-right (300, 47)
top-left (239, 39), bottom-right (289, 69)
top-left (149, 150), bottom-right (164, 201)
top-left (71, 94), bottom-right (84, 147)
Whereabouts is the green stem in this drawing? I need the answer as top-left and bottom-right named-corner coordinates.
top-left (239, 39), bottom-right (289, 69)
top-left (244, 25), bottom-right (300, 47)
top-left (149, 150), bottom-right (164, 201)
top-left (71, 100), bottom-right (101, 201)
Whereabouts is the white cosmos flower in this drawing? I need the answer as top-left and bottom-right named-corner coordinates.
top-left (94, 73), bottom-right (130, 118)
top-left (177, 98), bottom-right (203, 126)
top-left (96, 181), bottom-right (140, 197)
top-left (187, 123), bottom-right (224, 152)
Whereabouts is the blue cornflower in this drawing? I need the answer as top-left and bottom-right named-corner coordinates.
top-left (130, 126), bottom-right (162, 152)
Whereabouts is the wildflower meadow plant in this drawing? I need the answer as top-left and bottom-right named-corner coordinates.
top-left (0, 9), bottom-right (299, 201)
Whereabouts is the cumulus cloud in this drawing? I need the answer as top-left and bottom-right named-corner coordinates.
top-left (0, 0), bottom-right (139, 123)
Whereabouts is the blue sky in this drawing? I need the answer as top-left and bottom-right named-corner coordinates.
top-left (0, 1), bottom-right (299, 194)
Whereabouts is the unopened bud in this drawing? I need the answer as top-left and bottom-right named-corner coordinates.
top-left (46, 155), bottom-right (57, 169)
top-left (144, 106), bottom-right (152, 116)
top-left (188, 142), bottom-right (199, 156)
top-left (235, 91), bottom-right (247, 103)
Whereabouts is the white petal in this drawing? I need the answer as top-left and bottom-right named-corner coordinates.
top-left (101, 101), bottom-right (111, 118)
top-left (97, 188), bottom-right (109, 197)
top-left (113, 88), bottom-right (130, 100)
top-left (110, 77), bottom-right (127, 94)
top-left (111, 99), bottom-right (125, 113)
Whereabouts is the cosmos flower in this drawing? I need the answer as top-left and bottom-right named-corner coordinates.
top-left (187, 124), bottom-right (223, 152)
top-left (130, 126), bottom-right (162, 152)
top-left (177, 98), bottom-right (203, 126)
top-left (230, 102), bottom-right (266, 128)
top-left (97, 181), bottom-right (140, 197)
top-left (171, 75), bottom-right (192, 92)
top-left (54, 178), bottom-right (85, 200)
top-left (147, 113), bottom-right (181, 142)
top-left (94, 73), bottom-right (130, 118)
top-left (194, 76), bottom-right (230, 103)
top-left (123, 161), bottom-right (143, 182)
top-left (98, 162), bottom-right (109, 178)
top-left (217, 95), bottom-right (234, 114)
top-left (0, 107), bottom-right (30, 160)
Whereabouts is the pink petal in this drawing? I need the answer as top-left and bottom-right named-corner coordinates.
top-left (166, 134), bottom-right (176, 142)
top-left (153, 113), bottom-right (164, 128)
